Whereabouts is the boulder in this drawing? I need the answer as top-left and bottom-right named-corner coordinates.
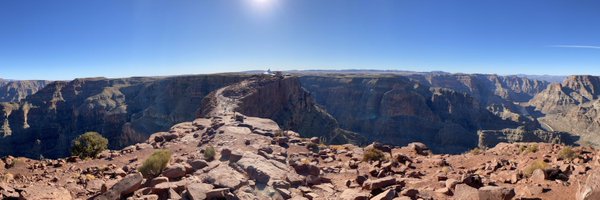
top-left (531, 169), bottom-right (546, 183)
top-left (577, 169), bottom-right (600, 200)
top-left (339, 188), bottom-right (370, 200)
top-left (94, 172), bottom-right (143, 200)
top-left (454, 184), bottom-right (478, 200)
top-left (478, 186), bottom-right (515, 200)
top-left (162, 164), bottom-right (187, 179)
top-left (185, 183), bottom-right (214, 200)
top-left (203, 165), bottom-right (247, 189)
top-left (187, 159), bottom-right (208, 170)
top-left (462, 173), bottom-right (484, 189)
top-left (20, 185), bottom-right (72, 200)
top-left (371, 188), bottom-right (395, 200)
top-left (150, 132), bottom-right (178, 143)
top-left (149, 177), bottom-right (169, 187)
top-left (362, 177), bottom-right (396, 190)
top-left (407, 142), bottom-right (431, 155)
top-left (234, 152), bottom-right (290, 184)
top-left (206, 188), bottom-right (231, 199)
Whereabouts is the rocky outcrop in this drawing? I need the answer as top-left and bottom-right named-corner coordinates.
top-left (477, 127), bottom-right (577, 148)
top-left (0, 79), bottom-right (50, 103)
top-left (528, 75), bottom-right (600, 146)
top-left (0, 74), bottom-right (247, 158)
top-left (408, 73), bottom-right (549, 104)
top-left (199, 75), bottom-right (365, 144)
top-left (530, 75), bottom-right (600, 114)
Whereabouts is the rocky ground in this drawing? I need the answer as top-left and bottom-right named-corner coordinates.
top-left (1, 111), bottom-right (600, 200)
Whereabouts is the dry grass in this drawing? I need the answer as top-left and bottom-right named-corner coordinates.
top-left (363, 148), bottom-right (386, 162)
top-left (558, 147), bottom-right (577, 161)
top-left (524, 159), bottom-right (548, 176)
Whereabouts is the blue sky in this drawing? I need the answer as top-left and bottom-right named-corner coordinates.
top-left (1, 0), bottom-right (600, 80)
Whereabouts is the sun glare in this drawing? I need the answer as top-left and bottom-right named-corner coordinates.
top-left (250, 0), bottom-right (276, 9)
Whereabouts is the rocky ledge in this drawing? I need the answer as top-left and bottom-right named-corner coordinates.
top-left (1, 110), bottom-right (600, 200)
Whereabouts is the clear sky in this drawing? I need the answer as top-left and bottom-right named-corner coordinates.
top-left (1, 0), bottom-right (600, 80)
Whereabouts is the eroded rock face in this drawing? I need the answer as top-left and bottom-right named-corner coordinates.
top-left (577, 169), bottom-right (600, 200)
top-left (298, 75), bottom-right (541, 153)
top-left (198, 76), bottom-right (365, 145)
top-left (529, 75), bottom-right (600, 146)
top-left (0, 79), bottom-right (50, 103)
top-left (0, 75), bottom-right (247, 158)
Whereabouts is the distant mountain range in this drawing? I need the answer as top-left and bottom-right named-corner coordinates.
top-left (244, 69), bottom-right (567, 83)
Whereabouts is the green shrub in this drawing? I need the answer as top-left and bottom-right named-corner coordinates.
top-left (139, 149), bottom-right (172, 178)
top-left (363, 148), bottom-right (385, 162)
top-left (558, 147), bottom-right (577, 161)
top-left (306, 143), bottom-right (320, 153)
top-left (70, 132), bottom-right (108, 159)
top-left (204, 146), bottom-right (216, 161)
top-left (524, 159), bottom-right (548, 176)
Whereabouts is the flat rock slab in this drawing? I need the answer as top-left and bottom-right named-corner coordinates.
top-left (20, 185), bottom-right (72, 200)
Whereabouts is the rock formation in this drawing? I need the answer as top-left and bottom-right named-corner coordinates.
top-left (0, 75), bottom-right (248, 158)
top-left (529, 75), bottom-right (600, 146)
top-left (298, 74), bottom-right (544, 153)
top-left (0, 79), bottom-right (50, 102)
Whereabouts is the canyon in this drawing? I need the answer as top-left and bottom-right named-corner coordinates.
top-left (2, 74), bottom-right (600, 200)
top-left (2, 72), bottom-right (599, 159)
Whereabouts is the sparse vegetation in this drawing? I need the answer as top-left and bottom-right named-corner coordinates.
top-left (441, 166), bottom-right (450, 174)
top-left (468, 147), bottom-right (484, 155)
top-left (524, 159), bottom-right (549, 176)
top-left (274, 130), bottom-right (285, 137)
top-left (203, 146), bottom-right (216, 161)
top-left (139, 149), bottom-right (172, 178)
top-left (330, 145), bottom-right (347, 151)
top-left (519, 144), bottom-right (538, 155)
top-left (363, 148), bottom-right (386, 162)
top-left (306, 143), bottom-right (320, 153)
top-left (70, 132), bottom-right (108, 159)
top-left (558, 146), bottom-right (577, 161)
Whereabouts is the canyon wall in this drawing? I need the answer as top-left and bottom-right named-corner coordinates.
top-left (0, 75), bottom-right (247, 158)
top-left (0, 72), bottom-right (575, 158)
top-left (530, 75), bottom-right (600, 146)
top-left (298, 74), bottom-right (547, 153)
top-left (0, 79), bottom-right (50, 102)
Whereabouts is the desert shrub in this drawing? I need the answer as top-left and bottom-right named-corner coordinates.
top-left (71, 132), bottom-right (108, 159)
top-left (139, 149), bottom-right (172, 178)
top-left (330, 145), bottom-right (347, 151)
top-left (306, 143), bottom-right (320, 153)
top-left (441, 166), bottom-right (450, 174)
top-left (469, 147), bottom-right (483, 155)
top-left (520, 144), bottom-right (538, 155)
top-left (524, 159), bottom-right (548, 176)
top-left (274, 130), bottom-right (285, 137)
top-left (558, 147), bottom-right (577, 161)
top-left (363, 148), bottom-right (385, 162)
top-left (204, 146), bottom-right (216, 161)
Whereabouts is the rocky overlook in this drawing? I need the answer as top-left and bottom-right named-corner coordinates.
top-left (2, 95), bottom-right (600, 199)
top-left (2, 72), bottom-right (600, 200)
